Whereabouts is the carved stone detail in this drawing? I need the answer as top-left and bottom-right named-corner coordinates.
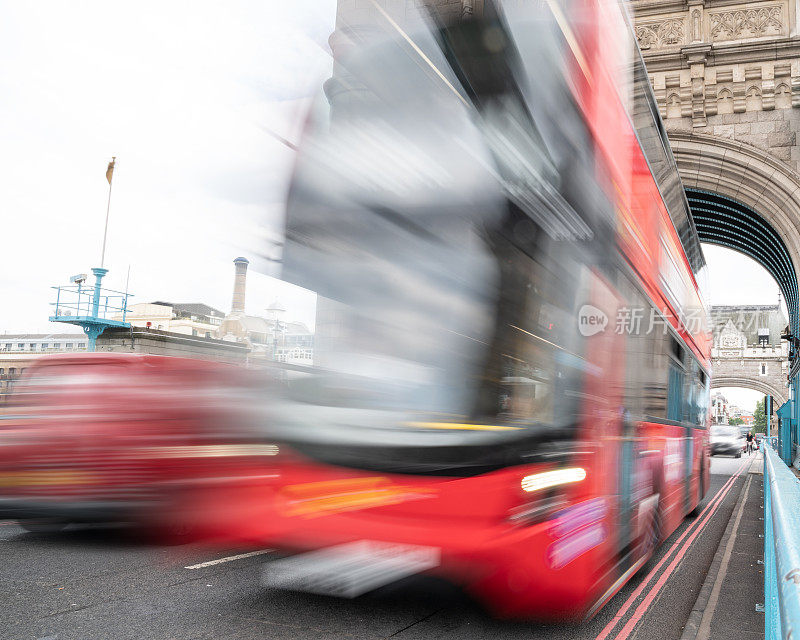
top-left (717, 87), bottom-right (734, 115)
top-left (705, 82), bottom-right (718, 116)
top-left (708, 6), bottom-right (783, 41)
top-left (792, 77), bottom-right (800, 108)
top-left (733, 82), bottom-right (747, 113)
top-left (692, 9), bottom-right (702, 42)
top-left (629, 0), bottom-right (800, 174)
top-left (635, 18), bottom-right (685, 49)
top-left (692, 76), bottom-right (706, 125)
top-left (762, 79), bottom-right (776, 111)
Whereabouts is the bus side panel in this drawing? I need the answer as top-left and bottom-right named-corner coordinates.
top-left (577, 271), bottom-right (627, 593)
top-left (637, 421), bottom-right (690, 541)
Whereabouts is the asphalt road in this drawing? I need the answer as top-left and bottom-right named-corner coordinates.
top-left (0, 456), bottom-right (751, 640)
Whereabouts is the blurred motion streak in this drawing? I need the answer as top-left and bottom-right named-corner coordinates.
top-left (0, 353), bottom-right (279, 543)
top-left (239, 0), bottom-right (712, 622)
top-left (0, 0), bottom-right (715, 625)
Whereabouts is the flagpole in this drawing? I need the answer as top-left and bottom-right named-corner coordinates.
top-left (100, 156), bottom-right (116, 269)
top-left (122, 264), bottom-right (131, 322)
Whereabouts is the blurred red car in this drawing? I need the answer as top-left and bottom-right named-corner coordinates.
top-left (0, 353), bottom-right (277, 539)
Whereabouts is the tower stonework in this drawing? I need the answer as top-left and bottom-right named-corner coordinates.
top-left (632, 0), bottom-right (800, 171)
top-left (630, 1), bottom-right (800, 369)
top-left (710, 305), bottom-right (789, 405)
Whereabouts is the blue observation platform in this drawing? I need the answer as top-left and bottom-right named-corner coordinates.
top-left (49, 267), bottom-right (132, 351)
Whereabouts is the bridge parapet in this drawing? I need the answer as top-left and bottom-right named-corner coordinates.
top-left (763, 443), bottom-right (800, 639)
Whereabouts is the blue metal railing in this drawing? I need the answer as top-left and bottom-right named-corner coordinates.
top-left (50, 283), bottom-right (131, 322)
top-left (764, 443), bottom-right (800, 639)
top-left (49, 268), bottom-right (132, 351)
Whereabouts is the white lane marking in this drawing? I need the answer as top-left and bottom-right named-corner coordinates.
top-left (185, 549), bottom-right (273, 569)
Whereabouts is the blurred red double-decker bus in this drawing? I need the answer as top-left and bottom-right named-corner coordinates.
top-left (247, 0), bottom-right (711, 620)
top-left (0, 353), bottom-right (277, 540)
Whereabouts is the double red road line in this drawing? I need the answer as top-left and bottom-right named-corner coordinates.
top-left (596, 459), bottom-right (748, 640)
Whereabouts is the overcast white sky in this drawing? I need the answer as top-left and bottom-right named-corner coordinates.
top-left (0, 4), bottom-right (786, 411)
top-left (703, 244), bottom-right (785, 310)
top-left (0, 0), bottom-right (335, 334)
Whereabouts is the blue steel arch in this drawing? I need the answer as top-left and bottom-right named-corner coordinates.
top-left (686, 188), bottom-right (799, 340)
top-left (687, 187), bottom-right (799, 463)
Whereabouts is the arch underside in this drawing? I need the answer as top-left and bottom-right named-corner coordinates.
top-left (686, 188), bottom-right (798, 335)
top-left (670, 132), bottom-right (800, 338)
top-left (710, 375), bottom-right (787, 406)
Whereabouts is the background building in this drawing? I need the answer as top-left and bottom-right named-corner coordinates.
top-left (0, 334), bottom-right (88, 405)
top-left (0, 333), bottom-right (88, 353)
top-left (219, 257), bottom-right (315, 366)
top-left (2, 255), bottom-right (315, 406)
top-left (115, 302), bottom-right (224, 338)
top-left (710, 304), bottom-right (790, 405)
top-left (94, 326), bottom-right (248, 365)
top-left (711, 391), bottom-right (730, 424)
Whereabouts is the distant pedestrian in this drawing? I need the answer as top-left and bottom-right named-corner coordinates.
top-left (746, 431), bottom-right (755, 456)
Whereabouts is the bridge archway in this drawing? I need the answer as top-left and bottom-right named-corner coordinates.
top-left (710, 377), bottom-right (787, 408)
top-left (670, 132), bottom-right (800, 337)
top-left (672, 133), bottom-right (799, 461)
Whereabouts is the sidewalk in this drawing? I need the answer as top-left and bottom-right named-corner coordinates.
top-left (682, 453), bottom-right (764, 640)
top-left (749, 450), bottom-right (764, 475)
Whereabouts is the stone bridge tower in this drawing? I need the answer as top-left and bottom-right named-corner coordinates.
top-left (710, 304), bottom-right (789, 405)
top-left (630, 0), bottom-right (800, 354)
top-left (632, 0), bottom-right (800, 157)
top-left (631, 0), bottom-right (800, 430)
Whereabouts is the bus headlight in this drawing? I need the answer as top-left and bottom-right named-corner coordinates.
top-left (520, 467), bottom-right (586, 493)
top-left (509, 468), bottom-right (587, 526)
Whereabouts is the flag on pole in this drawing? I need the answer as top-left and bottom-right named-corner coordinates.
top-left (106, 157), bottom-right (116, 185)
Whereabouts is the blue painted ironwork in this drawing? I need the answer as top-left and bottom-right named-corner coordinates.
top-left (778, 401), bottom-right (794, 465)
top-left (50, 267), bottom-right (132, 351)
top-left (765, 442), bottom-right (780, 640)
top-left (763, 443), bottom-right (800, 639)
top-left (794, 373), bottom-right (800, 465)
top-left (685, 189), bottom-right (798, 338)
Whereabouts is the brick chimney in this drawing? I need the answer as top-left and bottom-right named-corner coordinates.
top-left (231, 257), bottom-right (249, 313)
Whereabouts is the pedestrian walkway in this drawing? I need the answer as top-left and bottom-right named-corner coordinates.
top-left (681, 452), bottom-right (764, 640)
top-left (749, 451), bottom-right (764, 475)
